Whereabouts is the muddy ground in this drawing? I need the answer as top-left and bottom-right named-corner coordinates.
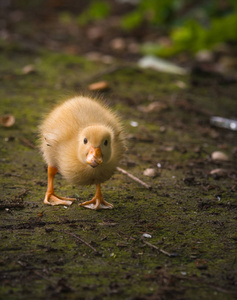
top-left (1, 3), bottom-right (237, 300)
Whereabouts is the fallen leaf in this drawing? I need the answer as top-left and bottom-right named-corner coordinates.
top-left (209, 168), bottom-right (228, 178)
top-left (138, 101), bottom-right (168, 113)
top-left (0, 114), bottom-right (15, 127)
top-left (88, 81), bottom-right (109, 91)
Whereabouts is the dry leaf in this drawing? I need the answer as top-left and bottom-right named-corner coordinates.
top-left (210, 168), bottom-right (227, 177)
top-left (88, 81), bottom-right (109, 91)
top-left (0, 114), bottom-right (15, 127)
top-left (138, 101), bottom-right (168, 113)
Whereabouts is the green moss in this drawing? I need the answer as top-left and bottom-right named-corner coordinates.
top-left (0, 49), bottom-right (237, 300)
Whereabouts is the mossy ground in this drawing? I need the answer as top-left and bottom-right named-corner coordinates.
top-left (0, 48), bottom-right (236, 300)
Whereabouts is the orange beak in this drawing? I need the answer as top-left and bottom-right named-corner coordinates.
top-left (86, 146), bottom-right (103, 168)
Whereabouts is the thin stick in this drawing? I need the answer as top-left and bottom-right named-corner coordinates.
top-left (19, 137), bottom-right (37, 149)
top-left (56, 230), bottom-right (97, 253)
top-left (143, 241), bottom-right (173, 257)
top-left (116, 167), bottom-right (151, 190)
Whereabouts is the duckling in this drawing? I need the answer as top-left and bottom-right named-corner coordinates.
top-left (39, 96), bottom-right (125, 210)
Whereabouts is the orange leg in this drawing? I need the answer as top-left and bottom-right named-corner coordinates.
top-left (79, 184), bottom-right (113, 210)
top-left (44, 165), bottom-right (76, 206)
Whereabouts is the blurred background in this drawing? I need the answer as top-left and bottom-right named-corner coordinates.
top-left (0, 0), bottom-right (237, 74)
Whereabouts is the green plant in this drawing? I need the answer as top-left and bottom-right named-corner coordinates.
top-left (77, 1), bottom-right (111, 25)
top-left (141, 11), bottom-right (237, 57)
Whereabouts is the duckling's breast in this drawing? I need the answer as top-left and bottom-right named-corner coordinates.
top-left (61, 162), bottom-right (117, 186)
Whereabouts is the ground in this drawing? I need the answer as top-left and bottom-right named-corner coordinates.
top-left (0, 47), bottom-right (236, 300)
top-left (0, 3), bottom-right (237, 300)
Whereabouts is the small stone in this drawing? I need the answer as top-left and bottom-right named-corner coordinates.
top-left (143, 168), bottom-right (157, 178)
top-left (195, 49), bottom-right (214, 62)
top-left (128, 41), bottom-right (139, 53)
top-left (86, 52), bottom-right (102, 62)
top-left (87, 27), bottom-right (104, 41)
top-left (130, 121), bottom-right (138, 127)
top-left (101, 55), bottom-right (114, 64)
top-left (175, 80), bottom-right (187, 89)
top-left (181, 271), bottom-right (187, 276)
top-left (110, 38), bottom-right (126, 51)
top-left (22, 64), bottom-right (36, 74)
top-left (160, 126), bottom-right (166, 133)
top-left (142, 233), bottom-right (152, 238)
top-left (211, 151), bottom-right (229, 161)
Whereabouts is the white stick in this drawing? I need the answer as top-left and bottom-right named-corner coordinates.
top-left (116, 167), bottom-right (151, 190)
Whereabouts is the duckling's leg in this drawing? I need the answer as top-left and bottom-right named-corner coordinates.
top-left (79, 184), bottom-right (113, 210)
top-left (44, 165), bottom-right (76, 206)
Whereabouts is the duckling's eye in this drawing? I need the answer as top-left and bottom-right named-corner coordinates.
top-left (104, 139), bottom-right (108, 146)
top-left (84, 138), bottom-right (88, 144)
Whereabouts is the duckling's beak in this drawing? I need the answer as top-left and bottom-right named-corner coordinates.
top-left (86, 146), bottom-right (103, 168)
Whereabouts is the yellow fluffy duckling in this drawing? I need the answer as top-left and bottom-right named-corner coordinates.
top-left (39, 96), bottom-right (125, 210)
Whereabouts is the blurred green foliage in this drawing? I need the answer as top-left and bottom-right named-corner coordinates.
top-left (121, 0), bottom-right (237, 56)
top-left (121, 0), bottom-right (178, 30)
top-left (141, 12), bottom-right (237, 57)
top-left (77, 0), bottom-right (237, 56)
top-left (77, 1), bottom-right (111, 25)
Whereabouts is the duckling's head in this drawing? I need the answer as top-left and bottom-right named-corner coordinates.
top-left (78, 125), bottom-right (113, 168)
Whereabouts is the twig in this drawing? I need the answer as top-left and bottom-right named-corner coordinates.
top-left (56, 229), bottom-right (97, 253)
top-left (19, 137), bottom-right (37, 149)
top-left (143, 241), bottom-right (174, 257)
top-left (116, 167), bottom-right (151, 190)
top-left (15, 189), bottom-right (28, 200)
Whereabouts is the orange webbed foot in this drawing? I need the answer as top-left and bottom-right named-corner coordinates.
top-left (44, 192), bottom-right (76, 206)
top-left (79, 184), bottom-right (113, 210)
top-left (43, 165), bottom-right (76, 206)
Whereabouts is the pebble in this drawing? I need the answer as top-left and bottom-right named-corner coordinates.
top-left (211, 151), bottom-right (229, 161)
top-left (130, 121), bottom-right (138, 127)
top-left (87, 27), bottom-right (104, 41)
top-left (142, 233), bottom-right (152, 238)
top-left (143, 168), bottom-right (157, 178)
top-left (110, 37), bottom-right (126, 51)
top-left (195, 49), bottom-right (214, 62)
top-left (22, 64), bottom-right (36, 74)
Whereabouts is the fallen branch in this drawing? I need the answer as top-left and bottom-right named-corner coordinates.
top-left (116, 167), bottom-right (151, 190)
top-left (56, 230), bottom-right (97, 253)
top-left (143, 240), bottom-right (175, 257)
